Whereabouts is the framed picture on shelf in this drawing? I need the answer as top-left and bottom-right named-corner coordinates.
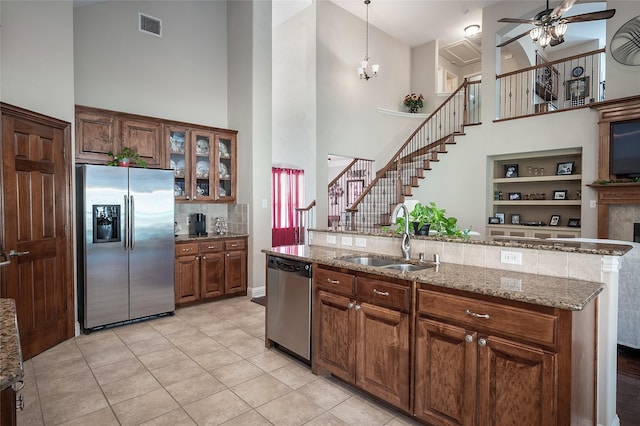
top-left (549, 215), bottom-right (561, 226)
top-left (556, 161), bottom-right (574, 175)
top-left (488, 217), bottom-right (501, 224)
top-left (347, 180), bottom-right (364, 205)
top-left (504, 164), bottom-right (518, 178)
top-left (495, 212), bottom-right (505, 224)
top-left (511, 214), bottom-right (520, 224)
top-left (553, 190), bottom-right (568, 200)
top-left (567, 218), bottom-right (581, 228)
top-left (509, 192), bottom-right (522, 201)
top-left (565, 76), bottom-right (590, 101)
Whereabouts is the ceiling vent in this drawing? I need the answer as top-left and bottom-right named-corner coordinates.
top-left (139, 12), bottom-right (162, 37)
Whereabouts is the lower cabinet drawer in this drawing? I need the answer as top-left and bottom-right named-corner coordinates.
top-left (356, 277), bottom-right (410, 311)
top-left (175, 242), bottom-right (199, 257)
top-left (225, 239), bottom-right (246, 251)
top-left (315, 268), bottom-right (355, 296)
top-left (417, 289), bottom-right (558, 347)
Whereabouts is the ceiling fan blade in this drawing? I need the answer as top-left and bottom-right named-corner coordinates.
top-left (498, 17), bottom-right (540, 25)
top-left (497, 29), bottom-right (531, 48)
top-left (563, 9), bottom-right (616, 24)
top-left (551, 0), bottom-right (578, 19)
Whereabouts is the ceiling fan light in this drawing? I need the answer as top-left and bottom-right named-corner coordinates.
top-left (539, 32), bottom-right (552, 48)
top-left (554, 22), bottom-right (568, 38)
top-left (530, 27), bottom-right (543, 41)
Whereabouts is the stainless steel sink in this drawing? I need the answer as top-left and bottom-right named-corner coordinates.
top-left (381, 263), bottom-right (430, 272)
top-left (339, 255), bottom-right (435, 272)
top-left (339, 256), bottom-right (396, 267)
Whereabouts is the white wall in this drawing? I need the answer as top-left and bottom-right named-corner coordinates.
top-left (272, 2), bottom-right (317, 205)
top-left (411, 41), bottom-right (438, 112)
top-left (74, 1), bottom-right (228, 127)
top-left (0, 1), bottom-right (75, 122)
top-left (606, 1), bottom-right (640, 99)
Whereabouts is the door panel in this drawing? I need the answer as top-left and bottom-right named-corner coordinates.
top-left (1, 103), bottom-right (73, 360)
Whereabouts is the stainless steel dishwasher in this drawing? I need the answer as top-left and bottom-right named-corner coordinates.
top-left (266, 255), bottom-right (312, 363)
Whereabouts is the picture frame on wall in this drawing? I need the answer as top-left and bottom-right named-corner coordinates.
top-left (504, 164), bottom-right (518, 178)
top-left (495, 212), bottom-right (505, 224)
top-left (567, 218), bottom-right (581, 228)
top-left (511, 214), bottom-right (520, 224)
top-left (556, 161), bottom-right (574, 175)
top-left (549, 215), bottom-right (561, 226)
top-left (553, 190), bottom-right (568, 200)
top-left (565, 76), bottom-right (590, 101)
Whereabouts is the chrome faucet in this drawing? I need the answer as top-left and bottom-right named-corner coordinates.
top-left (391, 203), bottom-right (411, 260)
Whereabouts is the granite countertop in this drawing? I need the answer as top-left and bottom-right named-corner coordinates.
top-left (175, 233), bottom-right (248, 243)
top-left (0, 299), bottom-right (23, 391)
top-left (263, 245), bottom-right (604, 311)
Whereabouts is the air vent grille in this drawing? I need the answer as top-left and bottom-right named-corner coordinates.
top-left (139, 12), bottom-right (162, 37)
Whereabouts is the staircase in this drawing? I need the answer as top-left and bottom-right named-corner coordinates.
top-left (344, 80), bottom-right (481, 232)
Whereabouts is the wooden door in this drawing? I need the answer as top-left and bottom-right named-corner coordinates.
top-left (477, 335), bottom-right (557, 426)
top-left (356, 302), bottom-right (410, 411)
top-left (224, 250), bottom-right (247, 295)
top-left (414, 318), bottom-right (477, 426)
top-left (175, 255), bottom-right (200, 304)
top-left (313, 289), bottom-right (356, 382)
top-left (0, 103), bottom-right (74, 360)
top-left (201, 253), bottom-right (224, 299)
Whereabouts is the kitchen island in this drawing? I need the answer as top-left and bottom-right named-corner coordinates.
top-left (1, 299), bottom-right (24, 426)
top-left (263, 229), bottom-right (632, 426)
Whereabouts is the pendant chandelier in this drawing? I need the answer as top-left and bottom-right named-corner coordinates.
top-left (358, 0), bottom-right (379, 80)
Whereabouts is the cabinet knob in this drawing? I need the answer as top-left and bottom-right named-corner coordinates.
top-left (347, 302), bottom-right (355, 309)
top-left (354, 304), bottom-right (361, 311)
top-left (478, 338), bottom-right (487, 347)
top-left (202, 256), bottom-right (206, 260)
top-left (186, 196), bottom-right (190, 200)
top-left (465, 335), bottom-right (474, 343)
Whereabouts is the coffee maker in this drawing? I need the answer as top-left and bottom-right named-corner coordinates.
top-left (189, 213), bottom-right (207, 237)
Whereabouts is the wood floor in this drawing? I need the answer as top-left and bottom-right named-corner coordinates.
top-left (617, 345), bottom-right (640, 425)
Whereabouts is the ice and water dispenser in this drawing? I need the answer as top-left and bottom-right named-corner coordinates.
top-left (93, 205), bottom-right (120, 243)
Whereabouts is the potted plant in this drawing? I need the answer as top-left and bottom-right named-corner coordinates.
top-left (403, 93), bottom-right (425, 113)
top-left (106, 147), bottom-right (147, 167)
top-left (395, 201), bottom-right (468, 237)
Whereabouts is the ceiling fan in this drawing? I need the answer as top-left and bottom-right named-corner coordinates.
top-left (497, 0), bottom-right (615, 48)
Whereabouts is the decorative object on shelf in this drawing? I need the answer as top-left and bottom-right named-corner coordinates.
top-left (549, 214), bottom-right (561, 226)
top-left (218, 141), bottom-right (229, 157)
top-left (175, 160), bottom-right (185, 177)
top-left (565, 77), bottom-right (589, 101)
top-left (196, 161), bottom-right (209, 178)
top-left (571, 66), bottom-right (584, 77)
top-left (504, 164), bottom-right (518, 178)
top-left (214, 217), bottom-right (228, 235)
top-left (403, 93), bottom-right (425, 113)
top-left (196, 139), bottom-right (209, 155)
top-left (488, 217), bottom-right (501, 224)
top-left (174, 182), bottom-right (185, 196)
top-left (567, 218), bottom-right (581, 228)
top-left (358, 0), bottom-right (379, 80)
top-left (576, 189), bottom-right (582, 200)
top-left (509, 192), bottom-right (522, 201)
top-left (106, 146), bottom-right (147, 167)
top-left (511, 214), bottom-right (521, 224)
top-left (611, 15), bottom-right (640, 66)
top-left (556, 161), bottom-right (574, 175)
top-left (495, 212), bottom-right (505, 224)
top-left (219, 162), bottom-right (228, 178)
top-left (219, 185), bottom-right (227, 197)
top-left (553, 190), bottom-right (568, 200)
top-left (170, 133), bottom-right (185, 153)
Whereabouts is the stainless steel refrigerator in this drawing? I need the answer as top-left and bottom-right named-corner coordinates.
top-left (76, 165), bottom-right (175, 331)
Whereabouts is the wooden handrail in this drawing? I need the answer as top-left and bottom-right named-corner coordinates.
top-left (328, 159), bottom-right (358, 188)
top-left (496, 48), bottom-right (605, 79)
top-left (295, 200), bottom-right (316, 212)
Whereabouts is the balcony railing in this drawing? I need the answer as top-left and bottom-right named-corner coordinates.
top-left (328, 158), bottom-right (374, 228)
top-left (496, 48), bottom-right (605, 120)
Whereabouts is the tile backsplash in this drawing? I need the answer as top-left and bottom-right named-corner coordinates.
top-left (175, 203), bottom-right (248, 235)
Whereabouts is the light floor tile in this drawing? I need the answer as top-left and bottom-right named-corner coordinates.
top-left (36, 369), bottom-right (100, 403)
top-left (40, 385), bottom-right (108, 425)
top-left (183, 389), bottom-right (251, 425)
top-left (112, 388), bottom-right (179, 426)
top-left (256, 391), bottom-right (325, 426)
top-left (126, 336), bottom-right (175, 356)
top-left (231, 373), bottom-right (293, 407)
top-left (33, 356), bottom-right (91, 383)
top-left (101, 371), bottom-right (162, 405)
top-left (220, 410), bottom-right (272, 425)
top-left (211, 359), bottom-right (265, 387)
top-left (177, 336), bottom-right (225, 358)
top-left (83, 345), bottom-right (136, 369)
top-left (91, 356), bottom-right (149, 385)
top-left (138, 347), bottom-right (189, 370)
top-left (297, 377), bottom-right (353, 410)
top-left (269, 360), bottom-right (318, 389)
top-left (192, 347), bottom-right (243, 371)
top-left (247, 349), bottom-right (294, 372)
top-left (150, 358), bottom-right (206, 387)
top-left (330, 395), bottom-right (395, 425)
top-left (58, 406), bottom-right (120, 426)
top-left (304, 412), bottom-right (350, 426)
top-left (164, 372), bottom-right (226, 405)
top-left (137, 408), bottom-right (197, 426)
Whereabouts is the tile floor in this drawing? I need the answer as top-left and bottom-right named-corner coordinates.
top-left (17, 296), bottom-right (420, 425)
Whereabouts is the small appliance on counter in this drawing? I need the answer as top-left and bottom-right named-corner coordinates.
top-left (215, 217), bottom-right (227, 235)
top-left (190, 213), bottom-right (207, 236)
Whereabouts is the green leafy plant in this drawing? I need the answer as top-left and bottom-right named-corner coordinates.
top-left (395, 201), bottom-right (468, 237)
top-left (106, 147), bottom-right (147, 167)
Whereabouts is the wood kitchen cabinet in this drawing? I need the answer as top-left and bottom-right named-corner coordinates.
top-left (414, 286), bottom-right (595, 426)
top-left (175, 237), bottom-right (247, 305)
top-left (313, 266), bottom-right (411, 412)
top-left (75, 105), bottom-right (164, 168)
top-left (169, 125), bottom-right (237, 203)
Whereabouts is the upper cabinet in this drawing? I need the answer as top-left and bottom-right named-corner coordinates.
top-left (168, 125), bottom-right (237, 203)
top-left (75, 106), bottom-right (238, 203)
top-left (75, 105), bottom-right (164, 168)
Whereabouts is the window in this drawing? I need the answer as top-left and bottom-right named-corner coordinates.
top-left (271, 167), bottom-right (304, 247)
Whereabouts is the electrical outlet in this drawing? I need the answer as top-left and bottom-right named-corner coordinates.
top-left (326, 235), bottom-right (336, 245)
top-left (355, 237), bottom-right (367, 248)
top-left (500, 250), bottom-right (522, 265)
top-left (341, 236), bottom-right (352, 246)
top-left (590, 200), bottom-right (597, 208)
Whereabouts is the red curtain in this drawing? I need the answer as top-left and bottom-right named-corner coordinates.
top-left (272, 167), bottom-right (304, 247)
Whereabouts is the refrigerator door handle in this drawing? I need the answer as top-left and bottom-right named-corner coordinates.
top-left (130, 195), bottom-right (135, 251)
top-left (123, 194), bottom-right (129, 251)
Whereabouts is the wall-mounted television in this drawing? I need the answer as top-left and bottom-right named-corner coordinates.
top-left (610, 119), bottom-right (640, 178)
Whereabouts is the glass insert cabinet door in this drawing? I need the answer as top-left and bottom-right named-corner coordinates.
top-left (169, 129), bottom-right (188, 200)
top-left (192, 131), bottom-right (214, 201)
top-left (216, 134), bottom-right (235, 201)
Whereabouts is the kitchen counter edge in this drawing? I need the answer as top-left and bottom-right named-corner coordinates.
top-left (0, 299), bottom-right (23, 391)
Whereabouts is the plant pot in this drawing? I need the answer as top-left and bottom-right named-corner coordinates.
top-left (413, 222), bottom-right (431, 236)
top-left (117, 158), bottom-right (130, 167)
top-left (409, 106), bottom-right (420, 113)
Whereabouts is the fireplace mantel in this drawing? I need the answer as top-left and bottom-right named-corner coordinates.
top-left (587, 183), bottom-right (640, 238)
